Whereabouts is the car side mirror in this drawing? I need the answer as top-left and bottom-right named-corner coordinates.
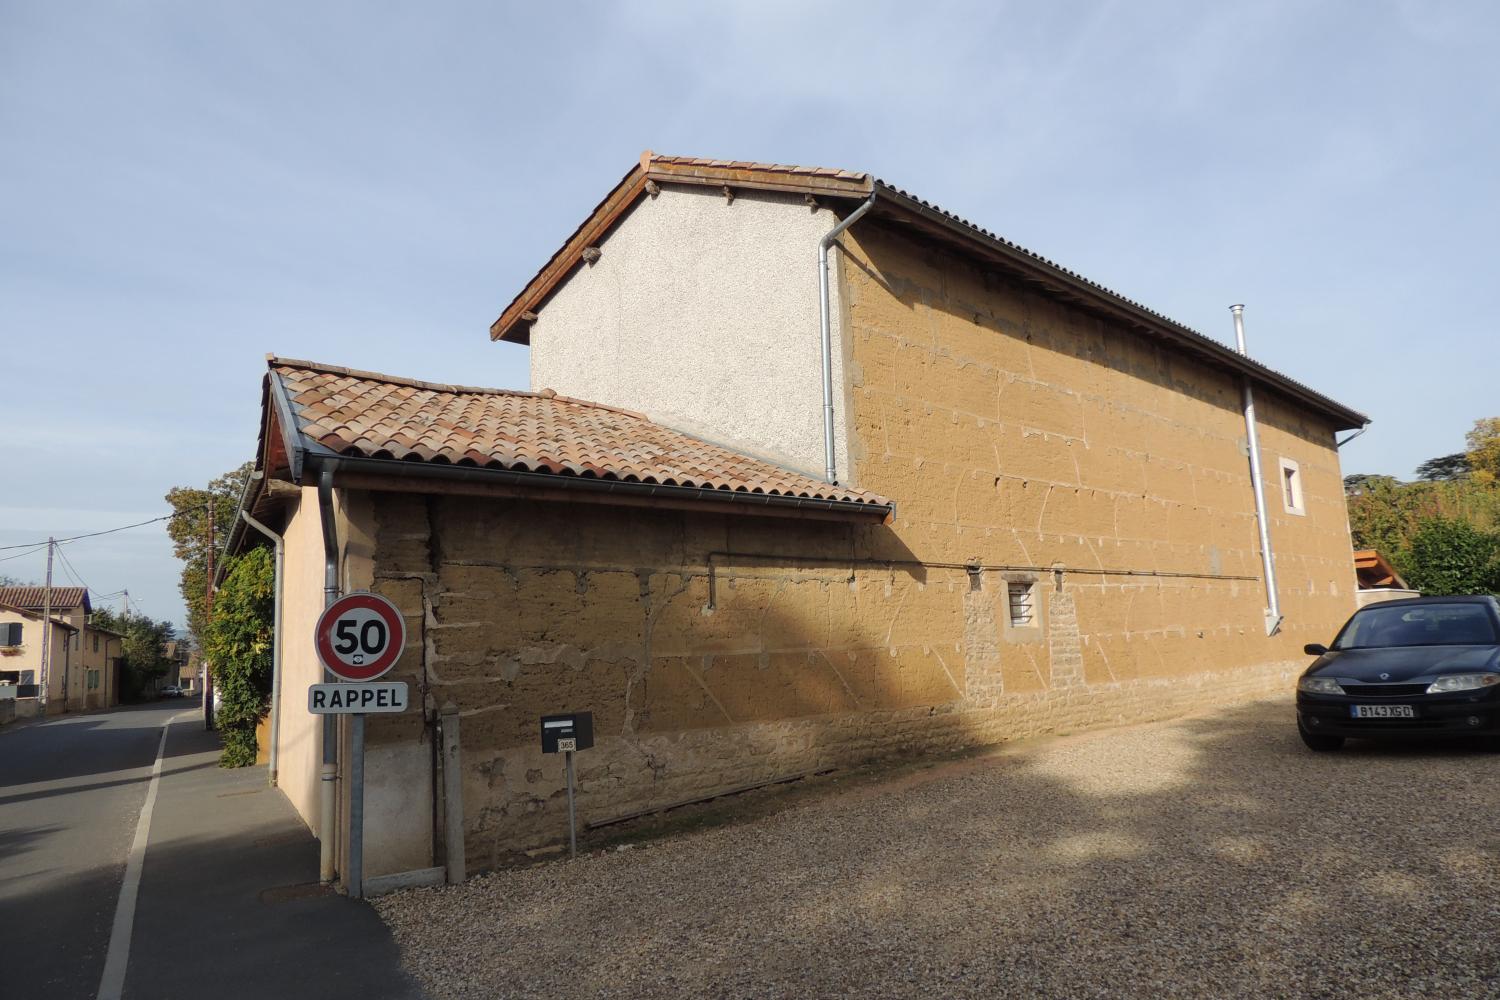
top-left (1303, 643), bottom-right (1328, 656)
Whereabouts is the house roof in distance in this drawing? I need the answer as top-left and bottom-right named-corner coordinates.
top-left (0, 587), bottom-right (90, 613)
top-left (491, 151), bottom-right (1368, 431)
top-left (263, 357), bottom-right (892, 517)
top-left (1353, 549), bottom-right (1409, 590)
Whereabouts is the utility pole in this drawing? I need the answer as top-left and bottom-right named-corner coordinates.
top-left (203, 504), bottom-right (216, 730)
top-left (38, 539), bottom-right (54, 716)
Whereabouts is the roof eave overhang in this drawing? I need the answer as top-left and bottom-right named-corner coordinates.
top-left (488, 156), bottom-right (1366, 432)
top-left (219, 367), bottom-right (308, 577)
top-left (868, 183), bottom-right (1370, 431)
top-left (312, 452), bottom-right (894, 524)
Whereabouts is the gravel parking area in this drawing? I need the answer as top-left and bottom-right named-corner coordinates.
top-left (376, 699), bottom-right (1500, 999)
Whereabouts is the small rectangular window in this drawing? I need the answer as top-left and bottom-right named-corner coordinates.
top-left (1279, 457), bottom-right (1305, 516)
top-left (1007, 581), bottom-right (1035, 628)
top-left (0, 622), bottom-right (20, 647)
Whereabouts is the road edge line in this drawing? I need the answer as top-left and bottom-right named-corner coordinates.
top-left (96, 716), bottom-right (173, 1000)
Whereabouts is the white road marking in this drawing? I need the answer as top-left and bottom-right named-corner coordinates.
top-left (96, 715), bottom-right (176, 1000)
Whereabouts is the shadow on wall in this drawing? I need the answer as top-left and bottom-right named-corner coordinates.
top-left (393, 494), bottom-right (1286, 869)
top-left (845, 223), bottom-right (1338, 451)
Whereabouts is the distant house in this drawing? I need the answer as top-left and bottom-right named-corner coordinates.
top-left (0, 601), bottom-right (78, 717)
top-left (0, 587), bottom-right (122, 711)
top-left (1353, 549), bottom-right (1419, 606)
top-left (226, 152), bottom-right (1369, 891)
top-left (162, 640), bottom-right (196, 691)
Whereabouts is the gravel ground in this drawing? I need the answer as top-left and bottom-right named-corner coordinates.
top-left (376, 699), bottom-right (1500, 999)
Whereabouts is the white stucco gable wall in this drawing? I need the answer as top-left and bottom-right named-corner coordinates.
top-left (526, 184), bottom-right (854, 485)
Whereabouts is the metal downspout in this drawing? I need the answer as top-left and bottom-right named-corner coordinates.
top-left (1231, 305), bottom-right (1282, 636)
top-left (240, 508), bottom-right (284, 787)
top-left (1336, 424), bottom-right (1370, 449)
top-left (316, 464), bottom-right (340, 884)
top-left (818, 193), bottom-right (878, 484)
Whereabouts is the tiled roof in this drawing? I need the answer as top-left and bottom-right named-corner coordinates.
top-left (268, 359), bottom-right (891, 511)
top-left (490, 152), bottom-right (1367, 431)
top-left (0, 586), bottom-right (89, 611)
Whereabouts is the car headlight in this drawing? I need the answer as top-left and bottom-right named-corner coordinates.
top-left (1425, 673), bottom-right (1500, 694)
top-left (1298, 676), bottom-right (1346, 695)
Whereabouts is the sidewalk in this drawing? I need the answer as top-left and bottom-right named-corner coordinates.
top-left (123, 718), bottom-right (425, 1000)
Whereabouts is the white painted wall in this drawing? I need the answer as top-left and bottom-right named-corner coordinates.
top-left (528, 184), bottom-right (855, 484)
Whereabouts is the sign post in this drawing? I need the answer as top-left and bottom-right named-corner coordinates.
top-left (540, 712), bottom-right (593, 858)
top-left (314, 592), bottom-right (407, 899)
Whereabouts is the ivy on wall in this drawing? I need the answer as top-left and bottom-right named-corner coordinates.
top-left (203, 546), bottom-right (275, 767)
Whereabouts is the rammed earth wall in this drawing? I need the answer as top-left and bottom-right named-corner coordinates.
top-left (356, 204), bottom-right (1359, 868)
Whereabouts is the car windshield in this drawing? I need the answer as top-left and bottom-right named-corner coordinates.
top-left (1333, 603), bottom-right (1498, 650)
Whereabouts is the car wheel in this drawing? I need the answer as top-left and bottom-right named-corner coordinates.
top-left (1298, 725), bottom-right (1344, 752)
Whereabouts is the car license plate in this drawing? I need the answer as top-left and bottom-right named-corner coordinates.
top-left (1350, 704), bottom-right (1416, 719)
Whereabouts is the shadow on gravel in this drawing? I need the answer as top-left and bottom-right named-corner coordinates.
top-left (378, 698), bottom-right (1500, 1000)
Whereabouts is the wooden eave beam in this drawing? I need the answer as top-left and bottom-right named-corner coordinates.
top-left (490, 159), bottom-right (873, 345)
top-left (491, 167), bottom-right (651, 344)
top-left (642, 161), bottom-right (873, 199)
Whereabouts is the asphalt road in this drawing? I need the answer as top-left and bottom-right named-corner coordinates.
top-left (0, 700), bottom-right (422, 1000)
top-left (0, 701), bottom-right (187, 999)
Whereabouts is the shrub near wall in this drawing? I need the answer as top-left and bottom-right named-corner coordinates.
top-left (204, 546), bottom-right (274, 767)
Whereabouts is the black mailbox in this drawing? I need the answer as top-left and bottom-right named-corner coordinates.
top-left (540, 712), bottom-right (594, 754)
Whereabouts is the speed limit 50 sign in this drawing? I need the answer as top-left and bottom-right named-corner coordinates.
top-left (315, 592), bottom-right (407, 682)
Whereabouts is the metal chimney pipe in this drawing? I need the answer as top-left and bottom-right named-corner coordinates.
top-left (1231, 305), bottom-right (1282, 636)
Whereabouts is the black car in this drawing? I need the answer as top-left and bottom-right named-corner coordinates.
top-left (1296, 595), bottom-right (1500, 750)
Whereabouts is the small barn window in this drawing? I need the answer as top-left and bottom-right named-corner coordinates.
top-left (1279, 457), bottom-right (1305, 516)
top-left (1007, 580), bottom-right (1035, 628)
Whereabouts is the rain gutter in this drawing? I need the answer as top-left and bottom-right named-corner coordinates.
top-left (307, 453), bottom-right (893, 521)
top-left (817, 193), bottom-right (878, 484)
top-left (315, 461), bottom-right (339, 885)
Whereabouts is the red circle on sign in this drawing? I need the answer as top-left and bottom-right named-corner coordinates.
top-left (315, 593), bottom-right (406, 682)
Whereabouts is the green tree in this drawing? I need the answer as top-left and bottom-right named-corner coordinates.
top-left (92, 608), bottom-right (176, 700)
top-left (1414, 452), bottom-right (1470, 482)
top-left (165, 462), bottom-right (253, 646)
top-left (1466, 417), bottom-right (1500, 486)
top-left (202, 546), bottom-right (275, 767)
top-left (1401, 517), bottom-right (1500, 596)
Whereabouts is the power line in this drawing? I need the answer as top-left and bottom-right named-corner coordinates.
top-left (54, 545), bottom-right (91, 593)
top-left (0, 541), bottom-right (54, 564)
top-left (0, 506), bottom-right (207, 552)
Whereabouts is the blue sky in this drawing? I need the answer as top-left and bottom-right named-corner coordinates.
top-left (2, 0), bottom-right (1496, 628)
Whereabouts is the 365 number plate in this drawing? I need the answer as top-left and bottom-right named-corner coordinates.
top-left (1351, 704), bottom-right (1416, 719)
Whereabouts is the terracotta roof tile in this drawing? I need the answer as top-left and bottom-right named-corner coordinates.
top-left (0, 587), bottom-right (89, 611)
top-left (269, 359), bottom-right (890, 511)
